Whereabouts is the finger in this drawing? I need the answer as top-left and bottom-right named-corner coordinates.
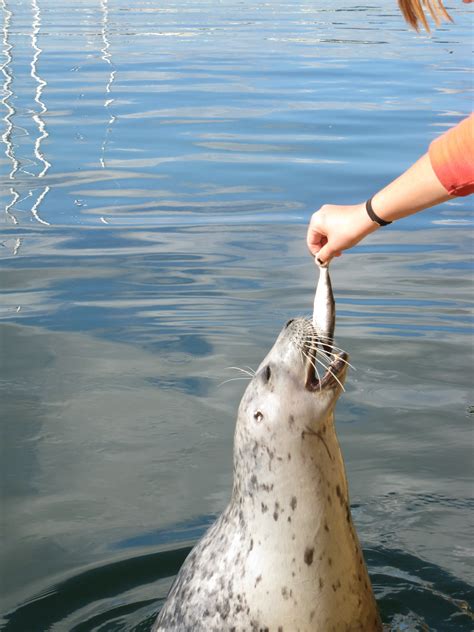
top-left (306, 226), bottom-right (323, 250)
top-left (308, 240), bottom-right (324, 257)
top-left (314, 254), bottom-right (329, 268)
top-left (307, 231), bottom-right (328, 258)
top-left (315, 243), bottom-right (335, 266)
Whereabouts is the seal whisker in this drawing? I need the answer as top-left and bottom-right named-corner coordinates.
top-left (226, 366), bottom-right (256, 377)
top-left (293, 339), bottom-right (323, 381)
top-left (299, 346), bottom-right (323, 392)
top-left (298, 345), bottom-right (346, 393)
top-left (306, 338), bottom-right (352, 363)
top-left (296, 342), bottom-right (336, 392)
top-left (304, 348), bottom-right (332, 373)
top-left (326, 367), bottom-right (346, 392)
top-left (308, 335), bottom-right (348, 354)
top-left (217, 376), bottom-right (253, 388)
top-left (311, 353), bottom-right (337, 380)
top-left (296, 338), bottom-right (332, 371)
top-left (295, 324), bottom-right (347, 353)
top-left (302, 345), bottom-right (356, 371)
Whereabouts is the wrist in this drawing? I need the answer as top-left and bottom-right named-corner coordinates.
top-left (357, 202), bottom-right (380, 235)
top-left (365, 197), bottom-right (392, 227)
top-left (369, 192), bottom-right (397, 224)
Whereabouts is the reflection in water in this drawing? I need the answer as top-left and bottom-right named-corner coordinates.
top-left (30, 184), bottom-right (50, 225)
top-left (29, 0), bottom-right (50, 224)
top-left (100, 0), bottom-right (117, 169)
top-left (1, 0), bottom-right (18, 181)
top-left (1, 0), bottom-right (20, 234)
top-left (30, 0), bottom-right (51, 178)
top-left (12, 237), bottom-right (21, 255)
top-left (4, 187), bottom-right (19, 226)
top-left (1, 0), bottom-right (51, 229)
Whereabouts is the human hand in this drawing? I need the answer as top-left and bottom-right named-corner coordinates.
top-left (306, 203), bottom-right (379, 265)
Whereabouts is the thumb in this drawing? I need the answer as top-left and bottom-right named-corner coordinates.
top-left (315, 242), bottom-right (336, 266)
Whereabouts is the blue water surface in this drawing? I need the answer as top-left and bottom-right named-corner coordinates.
top-left (1, 1), bottom-right (473, 630)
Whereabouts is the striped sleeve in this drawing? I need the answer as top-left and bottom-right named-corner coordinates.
top-left (428, 114), bottom-right (474, 197)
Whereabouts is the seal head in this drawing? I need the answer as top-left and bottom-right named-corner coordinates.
top-left (154, 318), bottom-right (382, 632)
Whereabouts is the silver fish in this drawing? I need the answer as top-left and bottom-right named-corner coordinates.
top-left (312, 261), bottom-right (335, 358)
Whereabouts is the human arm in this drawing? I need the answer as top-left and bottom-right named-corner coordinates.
top-left (307, 114), bottom-right (474, 264)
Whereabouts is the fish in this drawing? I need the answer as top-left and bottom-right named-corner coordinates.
top-left (312, 260), bottom-right (335, 358)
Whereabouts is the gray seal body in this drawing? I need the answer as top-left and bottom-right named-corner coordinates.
top-left (154, 317), bottom-right (382, 631)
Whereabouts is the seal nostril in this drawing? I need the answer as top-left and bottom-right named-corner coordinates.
top-left (285, 319), bottom-right (295, 328)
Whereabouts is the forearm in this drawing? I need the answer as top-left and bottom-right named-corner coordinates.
top-left (307, 138), bottom-right (467, 264)
top-left (370, 152), bottom-right (454, 223)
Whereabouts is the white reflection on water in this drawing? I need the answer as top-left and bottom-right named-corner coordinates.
top-left (99, 0), bottom-right (117, 169)
top-left (29, 0), bottom-right (50, 225)
top-left (1, 0), bottom-right (51, 228)
top-left (2, 1), bottom-right (21, 241)
top-left (1, 0), bottom-right (18, 181)
top-left (30, 0), bottom-right (50, 178)
top-left (30, 184), bottom-right (50, 225)
top-left (4, 187), bottom-right (19, 225)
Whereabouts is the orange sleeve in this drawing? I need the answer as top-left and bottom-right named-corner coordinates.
top-left (428, 114), bottom-right (474, 197)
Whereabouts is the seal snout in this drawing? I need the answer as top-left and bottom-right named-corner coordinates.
top-left (280, 317), bottom-right (348, 392)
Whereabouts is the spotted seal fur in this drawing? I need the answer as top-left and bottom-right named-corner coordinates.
top-left (153, 310), bottom-right (382, 631)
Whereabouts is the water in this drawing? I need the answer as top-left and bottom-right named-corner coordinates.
top-left (1, 0), bottom-right (473, 630)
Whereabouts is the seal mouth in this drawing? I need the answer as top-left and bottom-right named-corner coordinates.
top-left (304, 346), bottom-right (348, 392)
top-left (286, 317), bottom-right (348, 392)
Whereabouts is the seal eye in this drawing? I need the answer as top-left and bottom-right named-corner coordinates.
top-left (264, 365), bottom-right (271, 382)
top-left (285, 318), bottom-right (295, 328)
top-left (254, 411), bottom-right (264, 422)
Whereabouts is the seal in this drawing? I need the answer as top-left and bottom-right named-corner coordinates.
top-left (154, 268), bottom-right (382, 632)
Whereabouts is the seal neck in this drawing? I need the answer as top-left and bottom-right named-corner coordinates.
top-left (232, 415), bottom-right (350, 520)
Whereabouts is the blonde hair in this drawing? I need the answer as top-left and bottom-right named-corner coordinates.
top-left (398, 0), bottom-right (453, 31)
